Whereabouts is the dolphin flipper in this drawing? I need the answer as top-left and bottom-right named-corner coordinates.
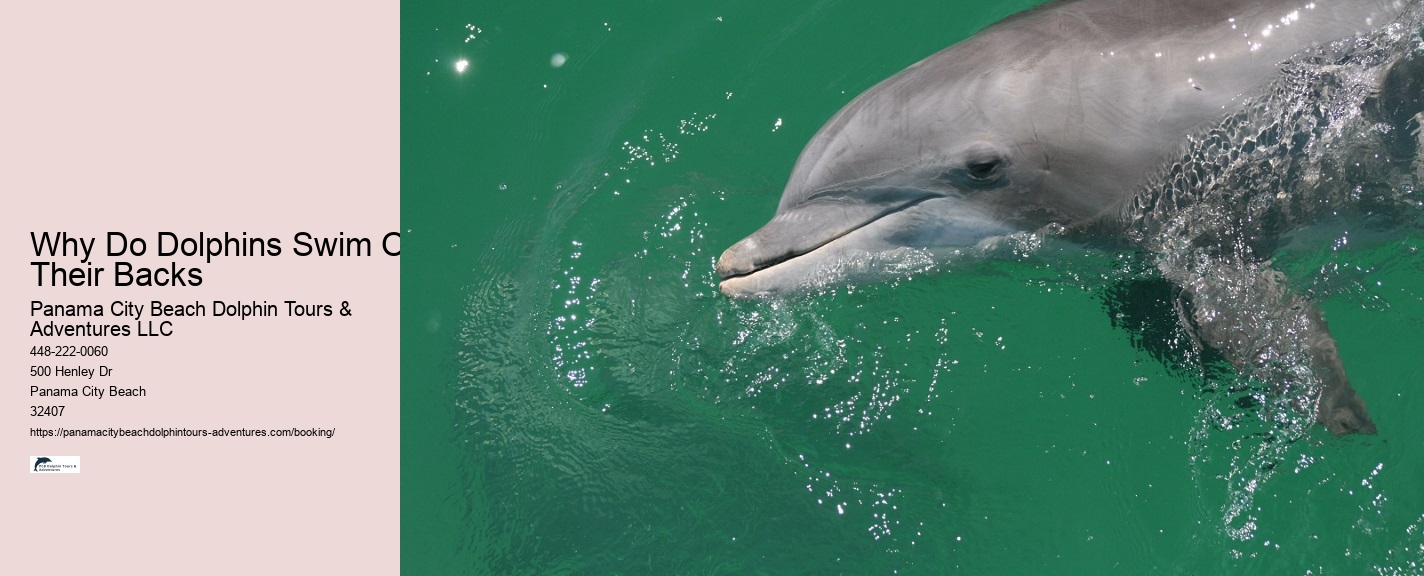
top-left (1364, 50), bottom-right (1424, 163)
top-left (1158, 255), bottom-right (1375, 435)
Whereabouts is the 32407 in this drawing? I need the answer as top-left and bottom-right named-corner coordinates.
top-left (31, 406), bottom-right (65, 416)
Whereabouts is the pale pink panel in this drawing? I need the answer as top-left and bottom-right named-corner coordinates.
top-left (1, 1), bottom-right (399, 573)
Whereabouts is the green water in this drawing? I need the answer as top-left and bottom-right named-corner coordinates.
top-left (401, 1), bottom-right (1424, 573)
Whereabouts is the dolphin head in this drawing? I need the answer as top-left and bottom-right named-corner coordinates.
top-left (717, 27), bottom-right (1151, 297)
top-left (714, 3), bottom-right (1270, 297)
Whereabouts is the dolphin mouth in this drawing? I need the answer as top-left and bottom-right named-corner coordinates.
top-left (715, 192), bottom-right (940, 294)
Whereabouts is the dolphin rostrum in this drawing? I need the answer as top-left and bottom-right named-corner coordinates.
top-left (718, 0), bottom-right (1424, 434)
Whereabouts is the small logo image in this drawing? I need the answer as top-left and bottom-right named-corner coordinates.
top-left (30, 455), bottom-right (80, 473)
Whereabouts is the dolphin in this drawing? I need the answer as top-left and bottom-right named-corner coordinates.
top-left (718, 0), bottom-right (1424, 434)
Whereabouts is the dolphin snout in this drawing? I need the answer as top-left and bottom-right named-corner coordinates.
top-left (716, 213), bottom-right (829, 282)
top-left (716, 237), bottom-right (763, 279)
top-left (717, 236), bottom-right (789, 298)
top-left (718, 191), bottom-right (939, 281)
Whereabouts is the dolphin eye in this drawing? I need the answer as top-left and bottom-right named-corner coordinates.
top-left (965, 159), bottom-right (1002, 181)
top-left (938, 149), bottom-right (1010, 188)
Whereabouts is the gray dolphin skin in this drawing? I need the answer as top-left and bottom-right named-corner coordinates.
top-left (718, 0), bottom-right (1424, 435)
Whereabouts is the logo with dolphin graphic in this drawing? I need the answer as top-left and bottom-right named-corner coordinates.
top-left (30, 456), bottom-right (80, 473)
